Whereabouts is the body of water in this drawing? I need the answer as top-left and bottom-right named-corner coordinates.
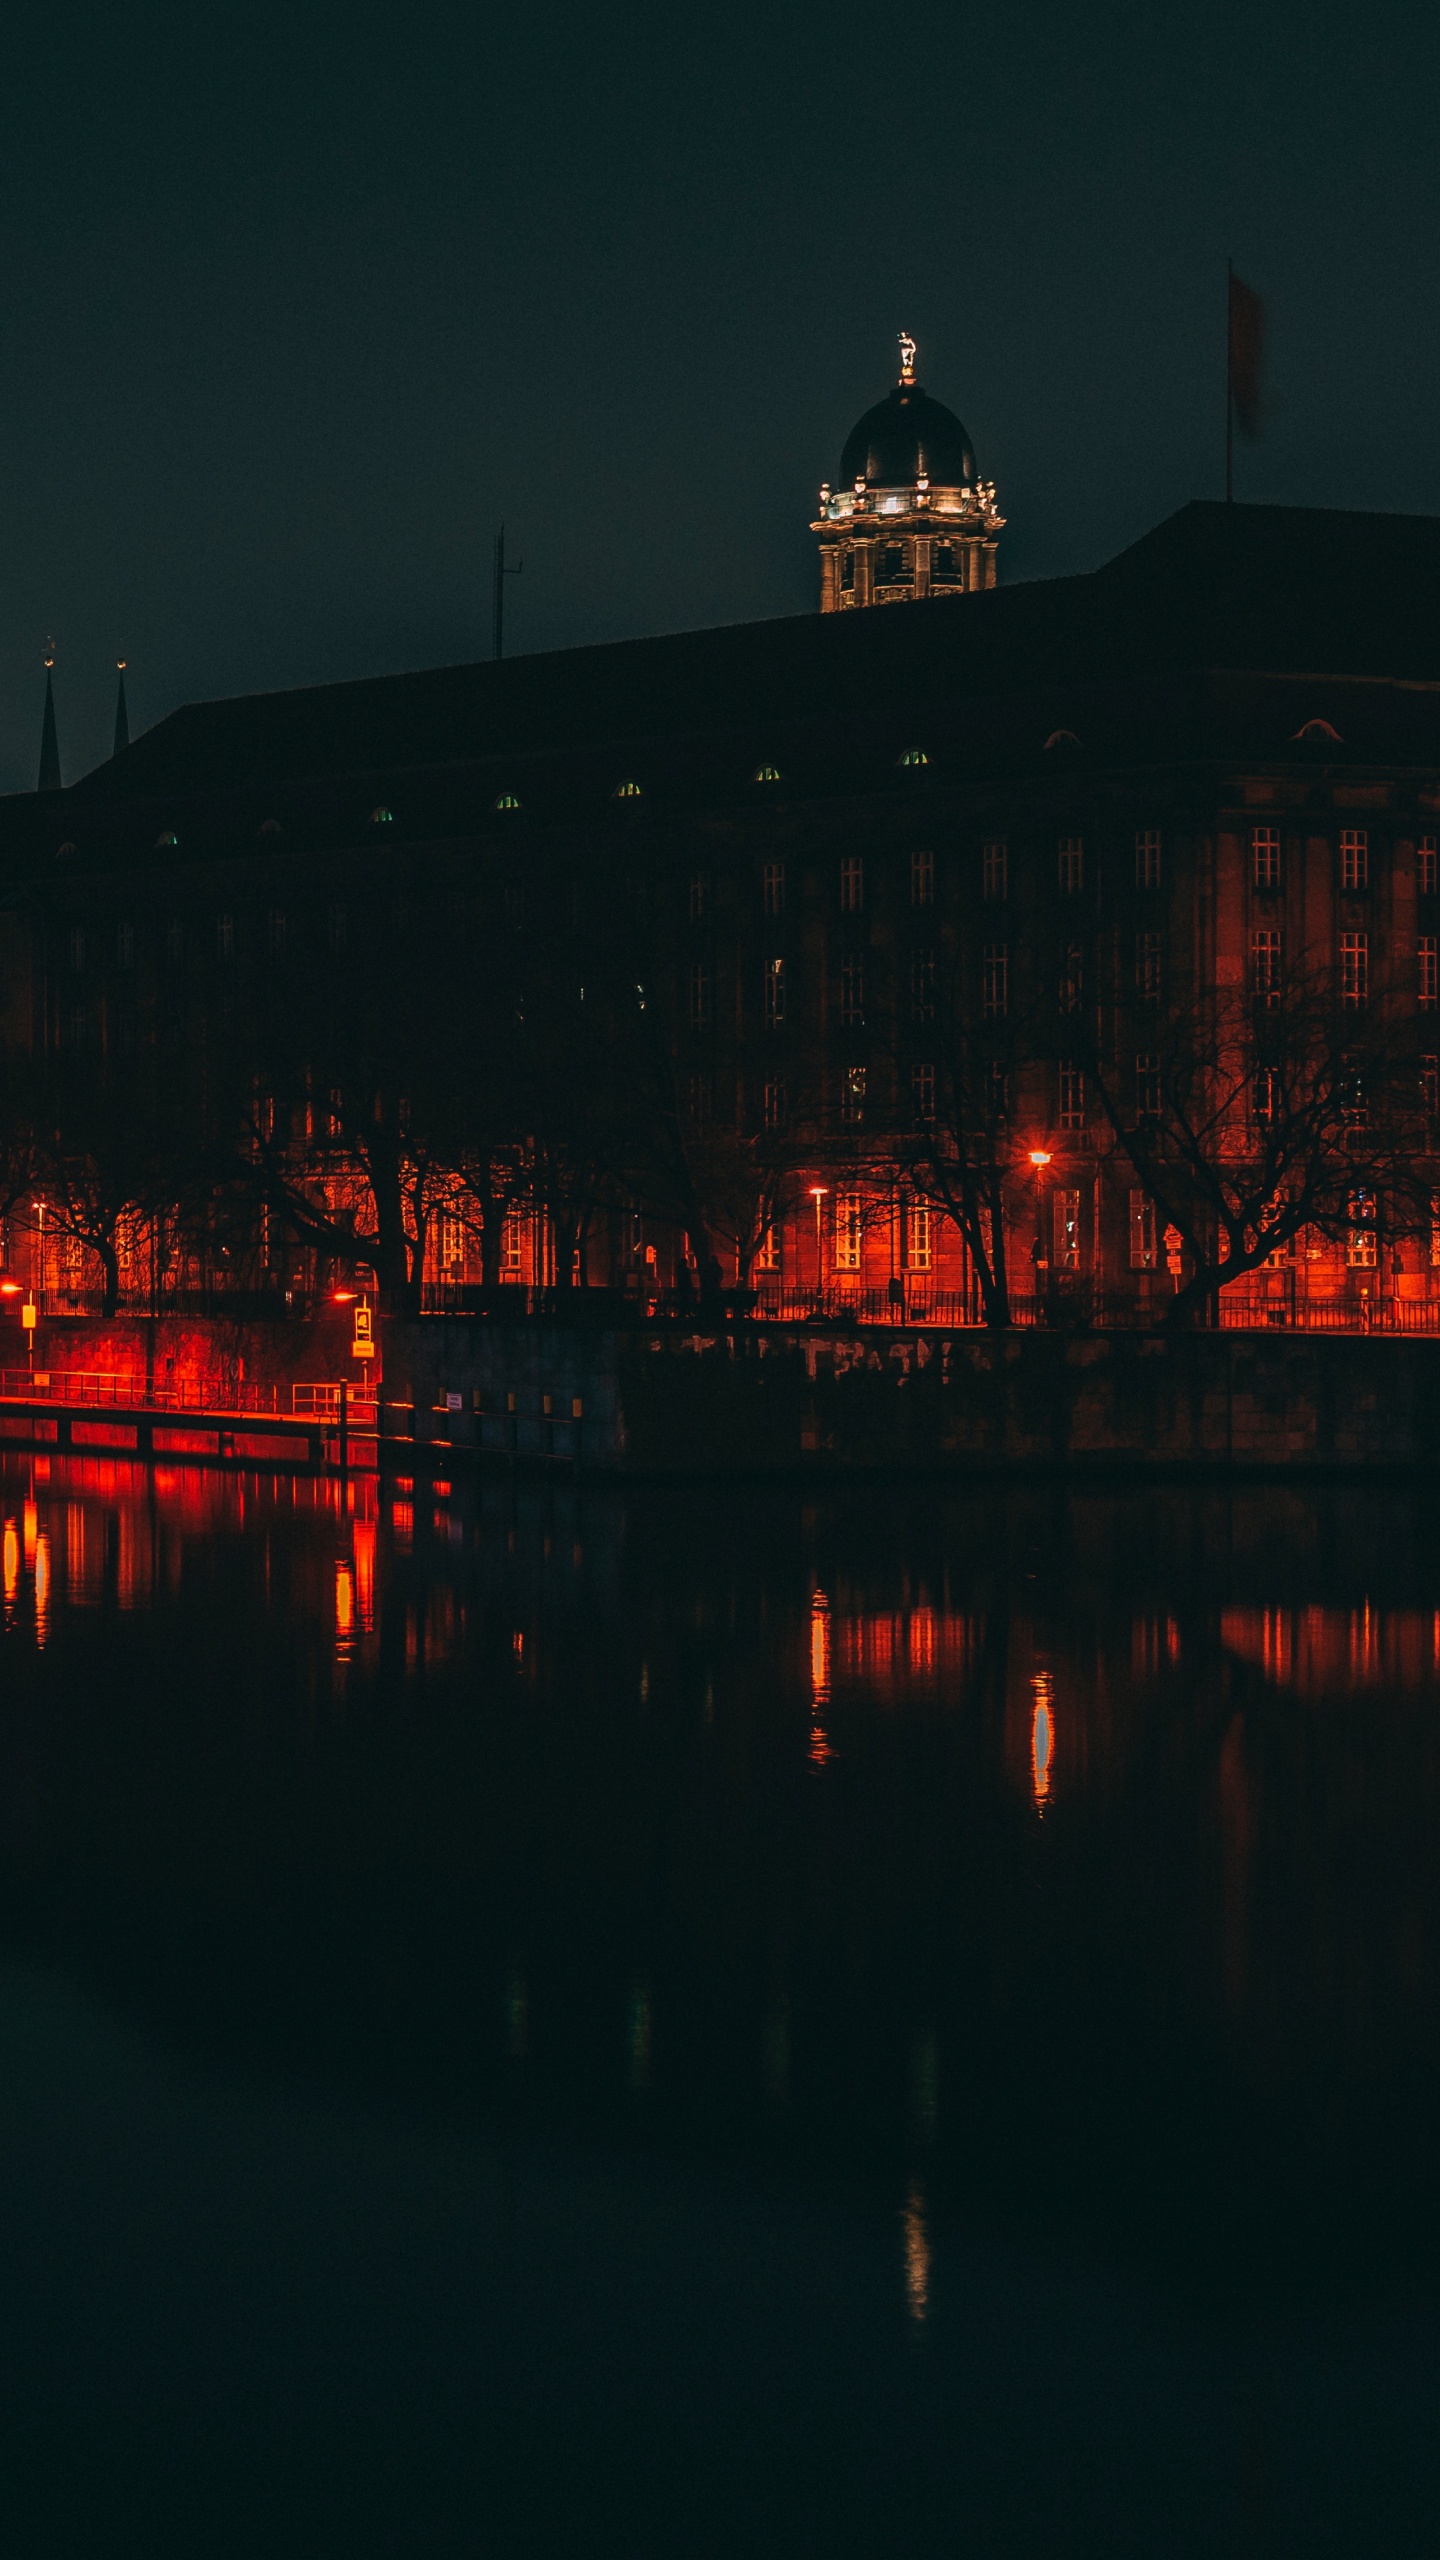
top-left (0, 1455), bottom-right (1437, 2555)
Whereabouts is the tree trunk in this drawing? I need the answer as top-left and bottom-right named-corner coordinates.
top-left (97, 1234), bottom-right (120, 1319)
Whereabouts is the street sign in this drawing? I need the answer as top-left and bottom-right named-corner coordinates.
top-left (352, 1303), bottom-right (375, 1360)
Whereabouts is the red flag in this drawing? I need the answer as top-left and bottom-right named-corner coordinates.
top-left (1228, 268), bottom-right (1265, 441)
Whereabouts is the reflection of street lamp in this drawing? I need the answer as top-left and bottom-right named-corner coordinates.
top-left (810, 1186), bottom-right (828, 1296)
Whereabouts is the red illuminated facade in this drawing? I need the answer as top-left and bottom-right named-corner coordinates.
top-left (0, 499), bottom-right (1439, 1326)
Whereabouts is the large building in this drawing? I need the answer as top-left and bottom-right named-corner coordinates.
top-left (2, 480), bottom-right (1440, 1325)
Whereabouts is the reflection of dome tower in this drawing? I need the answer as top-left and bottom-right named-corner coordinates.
top-left (811, 333), bottom-right (1004, 612)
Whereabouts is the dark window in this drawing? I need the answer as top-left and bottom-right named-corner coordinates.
top-left (1252, 826), bottom-right (1281, 890)
top-left (911, 951), bottom-right (935, 1020)
top-left (762, 862), bottom-right (785, 916)
top-left (910, 848), bottom-right (935, 906)
top-left (839, 960), bottom-right (865, 1026)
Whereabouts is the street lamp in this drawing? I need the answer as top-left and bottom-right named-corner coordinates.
top-left (810, 1186), bottom-right (828, 1300)
top-left (1028, 1151), bottom-right (1052, 1304)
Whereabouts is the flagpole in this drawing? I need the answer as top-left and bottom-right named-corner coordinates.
top-left (1225, 257), bottom-right (1233, 506)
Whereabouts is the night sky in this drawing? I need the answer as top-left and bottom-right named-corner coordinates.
top-left (4, 0), bottom-right (1439, 791)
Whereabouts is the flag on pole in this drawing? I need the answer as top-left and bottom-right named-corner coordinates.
top-left (1228, 268), bottom-right (1265, 441)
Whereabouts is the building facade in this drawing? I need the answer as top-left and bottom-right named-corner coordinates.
top-left (0, 501), bottom-right (1438, 1324)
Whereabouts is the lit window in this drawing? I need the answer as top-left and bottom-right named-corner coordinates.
top-left (613, 779), bottom-right (643, 800)
top-left (1129, 1192), bottom-right (1157, 1269)
top-left (156, 830), bottom-right (179, 849)
top-left (1054, 1189), bottom-right (1082, 1269)
top-left (911, 1062), bottom-right (935, 1121)
top-left (910, 848), bottom-right (935, 906)
top-left (754, 1223), bottom-right (781, 1271)
top-left (753, 764), bottom-right (782, 785)
top-left (1135, 830), bottom-right (1161, 889)
top-left (911, 951), bottom-right (935, 1020)
top-left (688, 963), bottom-right (710, 1029)
top-left (982, 840), bottom-right (1008, 900)
top-left (762, 862), bottom-right (785, 916)
top-left (839, 959), bottom-right (865, 1026)
top-left (839, 854), bottom-right (864, 912)
top-left (1421, 837), bottom-right (1437, 896)
top-left (904, 1201), bottom-right (932, 1271)
top-left (1252, 927), bottom-right (1281, 1005)
top-left (982, 943), bottom-right (1008, 1017)
top-left (370, 806), bottom-right (393, 827)
top-left (1252, 826), bottom-right (1281, 890)
top-left (1423, 938), bottom-right (1438, 1009)
top-left (689, 872), bottom-right (708, 924)
top-left (1255, 1066), bottom-right (1279, 1125)
top-left (1058, 837), bottom-right (1083, 893)
top-left (898, 747), bottom-right (929, 768)
top-left (834, 1191), bottom-right (863, 1268)
top-left (764, 957), bottom-right (786, 1029)
top-left (1135, 1053), bottom-right (1161, 1115)
top-left (494, 793), bottom-right (521, 811)
top-left (1059, 1062), bottom-right (1085, 1131)
top-left (1340, 830), bottom-right (1369, 891)
top-left (841, 1065), bottom-right (866, 1126)
top-left (1346, 1193), bottom-right (1377, 1267)
top-left (1136, 931), bottom-right (1162, 1007)
top-left (1340, 931), bottom-right (1368, 1006)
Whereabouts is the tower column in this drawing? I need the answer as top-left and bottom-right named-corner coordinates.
top-left (853, 535), bottom-right (876, 609)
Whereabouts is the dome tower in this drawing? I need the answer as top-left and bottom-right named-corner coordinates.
top-left (811, 334), bottom-right (1004, 612)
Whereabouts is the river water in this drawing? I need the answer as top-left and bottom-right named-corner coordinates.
top-left (0, 1453), bottom-right (1437, 2555)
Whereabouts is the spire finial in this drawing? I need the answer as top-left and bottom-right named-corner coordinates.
top-left (113, 659), bottom-right (130, 759)
top-left (898, 331), bottom-right (917, 385)
top-left (37, 646), bottom-right (61, 794)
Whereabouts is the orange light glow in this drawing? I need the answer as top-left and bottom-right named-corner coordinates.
top-left (1028, 1149), bottom-right (1053, 1169)
top-left (2, 1523), bottom-right (17, 1606)
top-left (810, 1589), bottom-right (831, 1705)
top-left (0, 1280), bottom-right (21, 1297)
top-left (1030, 1670), bottom-right (1055, 1808)
top-left (903, 2179), bottom-right (931, 2323)
top-left (334, 1559), bottom-right (355, 1641)
top-left (33, 1532), bottom-right (49, 1646)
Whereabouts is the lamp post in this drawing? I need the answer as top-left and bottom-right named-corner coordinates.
top-left (1028, 1151), bottom-right (1052, 1317)
top-left (810, 1186), bottom-right (828, 1308)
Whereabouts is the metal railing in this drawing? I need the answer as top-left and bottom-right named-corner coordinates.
top-left (0, 1369), bottom-right (377, 1422)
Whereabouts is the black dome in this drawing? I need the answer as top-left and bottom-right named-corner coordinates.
top-left (838, 383), bottom-right (976, 490)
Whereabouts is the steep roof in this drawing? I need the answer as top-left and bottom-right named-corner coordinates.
top-left (47, 500), bottom-right (1440, 813)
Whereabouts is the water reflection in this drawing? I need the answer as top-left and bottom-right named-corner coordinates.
top-left (1, 1457), bottom-right (1440, 2312)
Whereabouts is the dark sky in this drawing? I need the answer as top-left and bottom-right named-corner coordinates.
top-left (4, 0), bottom-right (1439, 790)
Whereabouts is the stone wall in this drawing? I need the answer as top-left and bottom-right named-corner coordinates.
top-left (380, 1320), bottom-right (1440, 1475)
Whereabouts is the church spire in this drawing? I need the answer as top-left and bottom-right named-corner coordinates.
top-left (113, 659), bottom-right (129, 758)
top-left (37, 644), bottom-right (61, 793)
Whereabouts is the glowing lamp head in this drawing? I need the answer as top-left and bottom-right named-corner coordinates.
top-left (0, 1280), bottom-right (21, 1297)
top-left (1029, 1150), bottom-right (1053, 1169)
top-left (331, 1288), bottom-right (359, 1305)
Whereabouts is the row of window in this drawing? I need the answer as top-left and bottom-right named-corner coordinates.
top-left (1251, 827), bottom-right (1439, 893)
top-left (66, 909), bottom-right (352, 973)
top-left (688, 936), bottom-right (1166, 1030)
top-left (692, 827), bottom-right (1440, 925)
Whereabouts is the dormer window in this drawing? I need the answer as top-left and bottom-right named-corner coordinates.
top-left (370, 806), bottom-right (394, 826)
top-left (613, 779), bottom-right (643, 800)
top-left (494, 793), bottom-right (522, 811)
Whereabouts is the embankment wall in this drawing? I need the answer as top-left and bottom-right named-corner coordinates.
top-left (381, 1321), bottom-right (1440, 1475)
